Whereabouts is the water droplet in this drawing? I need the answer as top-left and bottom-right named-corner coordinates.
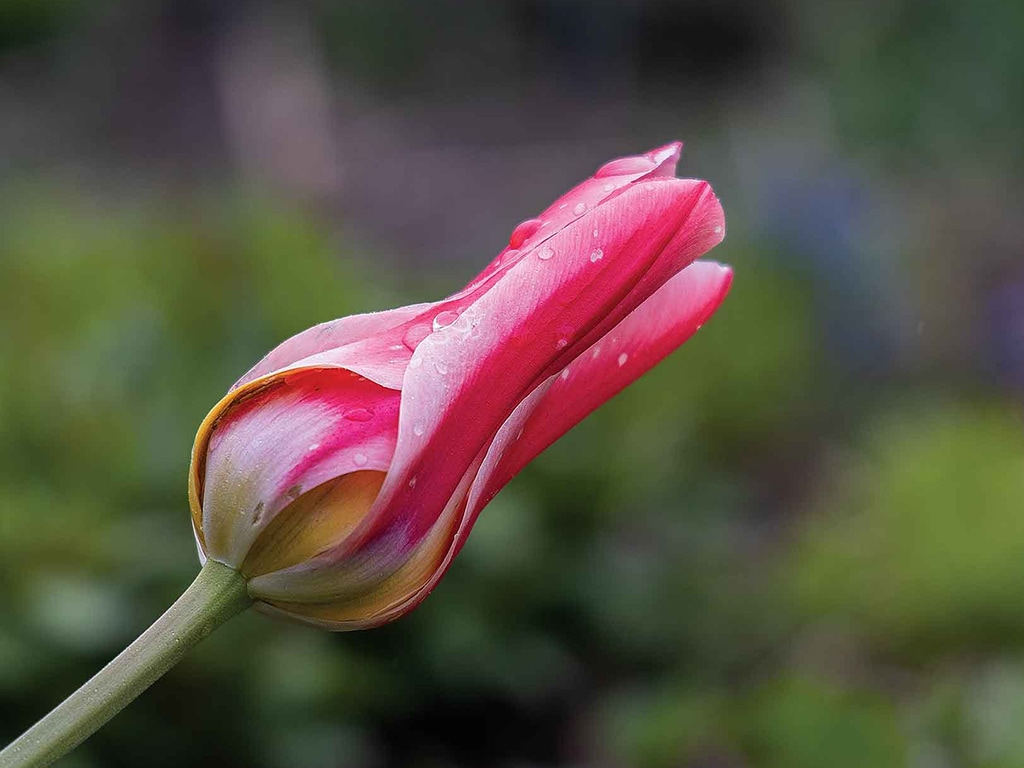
top-left (434, 360), bottom-right (448, 375)
top-left (603, 182), bottom-right (615, 192)
top-left (307, 442), bottom-right (320, 452)
top-left (592, 346), bottom-right (601, 358)
top-left (558, 203), bottom-right (568, 210)
top-left (555, 338), bottom-right (569, 350)
top-left (344, 407), bottom-right (374, 422)
top-left (354, 452), bottom-right (368, 466)
top-left (403, 323), bottom-right (432, 351)
top-left (595, 156), bottom-right (654, 178)
top-left (408, 476), bottom-right (418, 488)
top-left (390, 344), bottom-right (404, 351)
top-left (592, 229), bottom-right (599, 237)
top-left (573, 202), bottom-right (587, 215)
top-left (409, 356), bottom-right (423, 369)
top-left (714, 224), bottom-right (723, 234)
top-left (617, 353), bottom-right (629, 367)
top-left (590, 248), bottom-right (604, 263)
top-left (560, 368), bottom-right (570, 380)
top-left (432, 310), bottom-right (460, 331)
top-left (537, 246), bottom-right (555, 261)
top-left (509, 218), bottom-right (543, 248)
top-left (413, 423), bottom-right (425, 436)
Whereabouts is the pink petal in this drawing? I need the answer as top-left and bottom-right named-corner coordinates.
top-left (342, 179), bottom-right (721, 561)
top-left (199, 369), bottom-right (399, 566)
top-left (234, 302), bottom-right (434, 389)
top-left (464, 143), bottom-right (684, 291)
top-left (569, 180), bottom-right (724, 358)
top-left (478, 259), bottom-right (733, 507)
top-left (382, 260), bottom-right (733, 614)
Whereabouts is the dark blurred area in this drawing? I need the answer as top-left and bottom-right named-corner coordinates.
top-left (1, 0), bottom-right (1023, 766)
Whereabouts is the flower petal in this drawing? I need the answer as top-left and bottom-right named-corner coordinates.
top-left (193, 368), bottom-right (399, 567)
top-left (247, 262), bottom-right (729, 622)
top-left (480, 259), bottom-right (732, 506)
top-left (464, 143), bottom-right (683, 291)
top-left (305, 178), bottom-right (721, 573)
top-left (374, 260), bottom-right (733, 615)
top-left (234, 302), bottom-right (434, 390)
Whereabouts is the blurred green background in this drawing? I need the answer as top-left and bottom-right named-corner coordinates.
top-left (1, 1), bottom-right (1022, 766)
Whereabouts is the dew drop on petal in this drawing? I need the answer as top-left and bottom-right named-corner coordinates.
top-left (344, 407), bottom-right (375, 422)
top-left (509, 218), bottom-right (543, 248)
top-left (354, 452), bottom-right (368, 466)
top-left (573, 202), bottom-right (587, 215)
top-left (307, 442), bottom-right (320, 452)
top-left (603, 182), bottom-right (615, 192)
top-left (432, 310), bottom-right (460, 331)
top-left (434, 360), bottom-right (448, 375)
top-left (592, 229), bottom-right (599, 237)
top-left (555, 338), bottom-right (569, 350)
top-left (560, 368), bottom-right (570, 380)
top-left (537, 246), bottom-right (555, 261)
top-left (618, 353), bottom-right (629, 367)
top-left (594, 156), bottom-right (654, 178)
top-left (714, 224), bottom-right (724, 234)
top-left (408, 476), bottom-right (418, 488)
top-left (413, 423), bottom-right (425, 436)
top-left (592, 346), bottom-right (601, 358)
top-left (403, 323), bottom-right (432, 351)
top-left (409, 356), bottom-right (423, 369)
top-left (590, 248), bottom-right (604, 263)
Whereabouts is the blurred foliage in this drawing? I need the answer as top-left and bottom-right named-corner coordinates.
top-left (789, 401), bottom-right (1024, 651)
top-left (804, 0), bottom-right (1024, 172)
top-left (1, 0), bottom-right (1022, 766)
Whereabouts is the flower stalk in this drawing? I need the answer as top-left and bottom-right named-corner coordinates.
top-left (0, 560), bottom-right (251, 768)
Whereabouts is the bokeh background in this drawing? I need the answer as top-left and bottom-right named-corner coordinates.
top-left (1, 1), bottom-right (1022, 766)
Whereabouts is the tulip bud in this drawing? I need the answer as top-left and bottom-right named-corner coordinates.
top-left (189, 143), bottom-right (731, 629)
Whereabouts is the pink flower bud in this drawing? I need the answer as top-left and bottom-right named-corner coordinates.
top-left (188, 143), bottom-right (731, 629)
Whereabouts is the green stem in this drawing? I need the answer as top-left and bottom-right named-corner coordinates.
top-left (0, 560), bottom-right (251, 768)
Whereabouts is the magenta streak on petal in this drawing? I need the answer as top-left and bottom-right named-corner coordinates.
top-left (201, 370), bottom-right (399, 567)
top-left (318, 179), bottom-right (713, 570)
top-left (234, 302), bottom-right (435, 390)
top-left (390, 260), bottom-right (733, 611)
